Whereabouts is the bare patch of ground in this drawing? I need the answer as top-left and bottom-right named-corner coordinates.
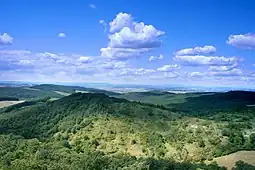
top-left (214, 151), bottom-right (255, 170)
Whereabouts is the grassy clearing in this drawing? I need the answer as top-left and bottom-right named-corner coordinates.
top-left (214, 151), bottom-right (255, 169)
top-left (22, 87), bottom-right (42, 91)
top-left (54, 91), bottom-right (71, 96)
top-left (0, 100), bottom-right (25, 108)
top-left (75, 90), bottom-right (90, 93)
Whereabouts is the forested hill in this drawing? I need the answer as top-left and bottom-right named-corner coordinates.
top-left (0, 92), bottom-right (179, 139)
top-left (32, 84), bottom-right (120, 96)
top-left (0, 91), bottom-right (255, 169)
top-left (115, 90), bottom-right (255, 115)
top-left (0, 84), bottom-right (120, 101)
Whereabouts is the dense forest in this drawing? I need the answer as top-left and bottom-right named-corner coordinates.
top-left (0, 85), bottom-right (255, 169)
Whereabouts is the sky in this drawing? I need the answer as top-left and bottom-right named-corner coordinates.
top-left (1, 0), bottom-right (255, 87)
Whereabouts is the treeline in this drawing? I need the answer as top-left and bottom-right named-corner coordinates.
top-left (0, 87), bottom-right (63, 100)
top-left (0, 134), bottom-right (227, 170)
top-left (2, 97), bottom-right (50, 113)
top-left (0, 97), bottom-right (19, 101)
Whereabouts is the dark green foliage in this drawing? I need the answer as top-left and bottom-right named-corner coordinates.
top-left (33, 84), bottom-right (120, 96)
top-left (233, 161), bottom-right (255, 170)
top-left (0, 97), bottom-right (19, 101)
top-left (2, 97), bottom-right (51, 113)
top-left (0, 87), bottom-right (63, 100)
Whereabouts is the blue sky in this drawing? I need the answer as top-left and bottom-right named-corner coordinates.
top-left (1, 0), bottom-right (255, 87)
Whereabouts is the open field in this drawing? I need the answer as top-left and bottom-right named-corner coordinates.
top-left (54, 91), bottom-right (71, 96)
top-left (75, 90), bottom-right (90, 93)
top-left (0, 100), bottom-right (25, 108)
top-left (214, 151), bottom-right (255, 169)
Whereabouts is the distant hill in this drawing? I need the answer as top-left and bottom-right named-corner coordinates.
top-left (0, 84), bottom-right (120, 101)
top-left (0, 92), bottom-right (179, 139)
top-left (116, 90), bottom-right (255, 115)
top-left (0, 87), bottom-right (63, 100)
top-left (32, 84), bottom-right (120, 96)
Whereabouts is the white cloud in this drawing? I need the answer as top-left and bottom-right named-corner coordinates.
top-left (157, 64), bottom-right (180, 72)
top-left (188, 72), bottom-right (205, 78)
top-left (1, 49), bottom-right (252, 86)
top-left (36, 52), bottom-right (60, 60)
top-left (227, 33), bottom-right (255, 49)
top-left (58, 33), bottom-right (66, 38)
top-left (98, 60), bottom-right (127, 69)
top-left (89, 3), bottom-right (96, 9)
top-left (109, 13), bottom-right (133, 33)
top-left (148, 54), bottom-right (164, 61)
top-left (209, 68), bottom-right (243, 77)
top-left (77, 56), bottom-right (90, 63)
top-left (176, 45), bottom-right (216, 55)
top-left (117, 68), bottom-right (155, 76)
top-left (101, 13), bottom-right (164, 60)
top-left (109, 22), bottom-right (164, 49)
top-left (100, 47), bottom-right (150, 60)
top-left (0, 33), bottom-right (13, 45)
top-left (19, 60), bottom-right (33, 65)
top-left (174, 55), bottom-right (240, 66)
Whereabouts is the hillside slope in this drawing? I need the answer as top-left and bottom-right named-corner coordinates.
top-left (32, 84), bottom-right (120, 96)
top-left (0, 87), bottom-right (63, 100)
top-left (0, 92), bottom-right (254, 169)
top-left (116, 91), bottom-right (255, 115)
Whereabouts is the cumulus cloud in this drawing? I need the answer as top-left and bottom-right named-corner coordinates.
top-left (109, 13), bottom-right (133, 33)
top-left (108, 23), bottom-right (164, 49)
top-left (157, 64), bottom-right (180, 72)
top-left (148, 54), bottom-right (164, 61)
top-left (58, 33), bottom-right (66, 38)
top-left (0, 48), bottom-right (250, 85)
top-left (101, 12), bottom-right (164, 60)
top-left (227, 33), bottom-right (255, 49)
top-left (174, 55), bottom-right (240, 66)
top-left (89, 3), bottom-right (96, 9)
top-left (176, 45), bottom-right (216, 55)
top-left (0, 33), bottom-right (13, 45)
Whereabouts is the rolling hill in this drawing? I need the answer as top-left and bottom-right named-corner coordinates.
top-left (0, 89), bottom-right (255, 169)
top-left (0, 84), bottom-right (120, 102)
